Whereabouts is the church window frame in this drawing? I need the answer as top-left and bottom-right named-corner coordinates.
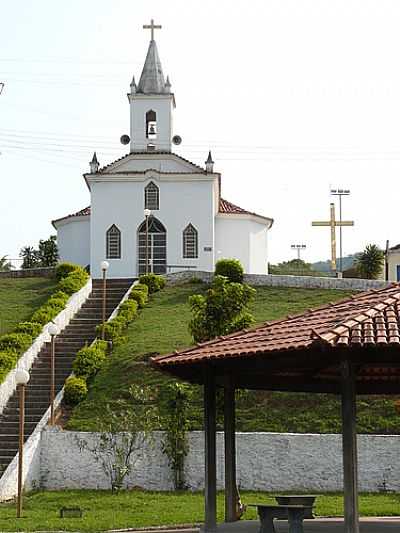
top-left (145, 181), bottom-right (159, 210)
top-left (106, 224), bottom-right (121, 259)
top-left (183, 224), bottom-right (198, 259)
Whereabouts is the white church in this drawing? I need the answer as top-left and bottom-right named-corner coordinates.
top-left (53, 21), bottom-right (273, 279)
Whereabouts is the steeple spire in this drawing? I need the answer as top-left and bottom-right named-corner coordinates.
top-left (137, 39), bottom-right (167, 94)
top-left (89, 152), bottom-right (99, 174)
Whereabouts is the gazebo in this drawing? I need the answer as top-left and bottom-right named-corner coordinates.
top-left (152, 284), bottom-right (400, 533)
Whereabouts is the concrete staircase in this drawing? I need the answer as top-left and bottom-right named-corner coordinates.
top-left (0, 278), bottom-right (134, 478)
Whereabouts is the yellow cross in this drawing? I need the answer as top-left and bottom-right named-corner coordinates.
top-left (143, 19), bottom-right (162, 41)
top-left (312, 203), bottom-right (354, 271)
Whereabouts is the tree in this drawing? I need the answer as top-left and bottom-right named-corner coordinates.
top-left (19, 235), bottom-right (58, 269)
top-left (76, 386), bottom-right (159, 492)
top-left (37, 235), bottom-right (58, 266)
top-left (269, 259), bottom-right (315, 275)
top-left (159, 382), bottom-right (192, 490)
top-left (0, 256), bottom-right (13, 271)
top-left (189, 275), bottom-right (256, 343)
top-left (356, 244), bottom-right (384, 280)
top-left (20, 246), bottom-right (39, 269)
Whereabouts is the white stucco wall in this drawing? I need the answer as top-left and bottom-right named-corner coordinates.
top-left (56, 217), bottom-right (90, 268)
top-left (90, 176), bottom-right (215, 278)
top-left (387, 251), bottom-right (400, 282)
top-left (37, 430), bottom-right (400, 493)
top-left (129, 94), bottom-right (174, 152)
top-left (215, 216), bottom-right (269, 275)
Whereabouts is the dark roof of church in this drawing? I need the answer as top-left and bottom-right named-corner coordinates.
top-left (94, 151), bottom-right (207, 174)
top-left (52, 199), bottom-right (272, 227)
top-left (137, 39), bottom-right (169, 94)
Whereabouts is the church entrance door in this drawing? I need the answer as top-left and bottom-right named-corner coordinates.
top-left (137, 216), bottom-right (167, 275)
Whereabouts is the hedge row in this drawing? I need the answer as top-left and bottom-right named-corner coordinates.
top-left (64, 274), bottom-right (165, 406)
top-left (0, 262), bottom-right (89, 384)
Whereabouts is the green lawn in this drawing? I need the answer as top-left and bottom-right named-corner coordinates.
top-left (68, 283), bottom-right (400, 434)
top-left (0, 490), bottom-right (399, 532)
top-left (67, 282), bottom-right (397, 434)
top-left (0, 277), bottom-right (58, 335)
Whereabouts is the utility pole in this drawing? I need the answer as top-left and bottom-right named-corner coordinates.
top-left (291, 244), bottom-right (307, 261)
top-left (0, 82), bottom-right (4, 95)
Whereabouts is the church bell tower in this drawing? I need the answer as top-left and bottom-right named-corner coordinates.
top-left (128, 20), bottom-right (175, 152)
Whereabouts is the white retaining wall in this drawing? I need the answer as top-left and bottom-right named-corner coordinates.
top-left (165, 271), bottom-right (390, 292)
top-left (36, 430), bottom-right (400, 494)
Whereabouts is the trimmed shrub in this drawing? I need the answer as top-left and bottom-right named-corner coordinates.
top-left (14, 321), bottom-right (43, 338)
top-left (0, 333), bottom-right (32, 353)
top-left (31, 306), bottom-right (58, 326)
top-left (58, 268), bottom-right (89, 295)
top-left (55, 262), bottom-right (79, 281)
top-left (96, 317), bottom-right (127, 343)
top-left (0, 350), bottom-right (17, 371)
top-left (73, 341), bottom-right (107, 380)
top-left (215, 258), bottom-right (244, 283)
top-left (47, 291), bottom-right (69, 308)
top-left (118, 300), bottom-right (138, 322)
top-left (64, 376), bottom-right (88, 406)
top-left (133, 283), bottom-right (149, 296)
top-left (129, 289), bottom-right (147, 309)
top-left (139, 273), bottom-right (165, 293)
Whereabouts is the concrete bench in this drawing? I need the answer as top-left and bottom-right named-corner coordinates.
top-left (249, 504), bottom-right (311, 533)
top-left (275, 495), bottom-right (316, 519)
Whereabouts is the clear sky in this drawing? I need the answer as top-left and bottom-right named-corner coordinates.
top-left (1, 0), bottom-right (400, 266)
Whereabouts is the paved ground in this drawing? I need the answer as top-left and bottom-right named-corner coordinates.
top-left (210, 517), bottom-right (400, 532)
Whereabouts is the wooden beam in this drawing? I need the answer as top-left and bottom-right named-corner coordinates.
top-left (224, 376), bottom-right (237, 522)
top-left (341, 360), bottom-right (360, 533)
top-left (204, 370), bottom-right (217, 532)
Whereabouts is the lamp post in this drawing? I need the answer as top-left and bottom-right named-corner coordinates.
top-left (144, 208), bottom-right (151, 275)
top-left (330, 188), bottom-right (351, 275)
top-left (290, 244), bottom-right (307, 261)
top-left (100, 261), bottom-right (109, 340)
top-left (15, 368), bottom-right (30, 518)
top-left (48, 323), bottom-right (58, 426)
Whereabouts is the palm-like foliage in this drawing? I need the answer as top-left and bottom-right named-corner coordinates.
top-left (0, 256), bottom-right (13, 271)
top-left (356, 244), bottom-right (384, 279)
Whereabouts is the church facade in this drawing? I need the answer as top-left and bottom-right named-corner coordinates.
top-left (52, 23), bottom-right (273, 279)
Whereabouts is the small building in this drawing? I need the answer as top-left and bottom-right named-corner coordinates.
top-left (386, 244), bottom-right (400, 281)
top-left (52, 24), bottom-right (273, 279)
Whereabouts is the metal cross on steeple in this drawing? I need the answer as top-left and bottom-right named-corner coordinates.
top-left (312, 203), bottom-right (354, 272)
top-left (143, 19), bottom-right (162, 41)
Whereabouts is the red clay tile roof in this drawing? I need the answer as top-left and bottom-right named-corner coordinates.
top-left (152, 284), bottom-right (400, 369)
top-left (52, 206), bottom-right (91, 227)
top-left (219, 198), bottom-right (273, 223)
top-left (53, 199), bottom-right (270, 226)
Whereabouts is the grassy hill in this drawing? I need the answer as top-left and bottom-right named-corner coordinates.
top-left (67, 282), bottom-right (400, 434)
top-left (0, 277), bottom-right (58, 335)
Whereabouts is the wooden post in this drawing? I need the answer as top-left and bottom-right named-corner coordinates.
top-left (224, 376), bottom-right (237, 522)
top-left (341, 360), bottom-right (359, 533)
top-left (204, 370), bottom-right (217, 532)
top-left (145, 214), bottom-right (149, 275)
top-left (17, 384), bottom-right (25, 518)
top-left (50, 334), bottom-right (55, 425)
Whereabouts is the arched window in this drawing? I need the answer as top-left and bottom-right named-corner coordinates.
top-left (106, 225), bottom-right (121, 259)
top-left (146, 109), bottom-right (157, 139)
top-left (183, 224), bottom-right (198, 259)
top-left (145, 181), bottom-right (159, 210)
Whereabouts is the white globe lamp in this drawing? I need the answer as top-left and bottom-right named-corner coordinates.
top-left (100, 260), bottom-right (109, 271)
top-left (144, 208), bottom-right (151, 217)
top-left (15, 368), bottom-right (30, 386)
top-left (48, 323), bottom-right (58, 337)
